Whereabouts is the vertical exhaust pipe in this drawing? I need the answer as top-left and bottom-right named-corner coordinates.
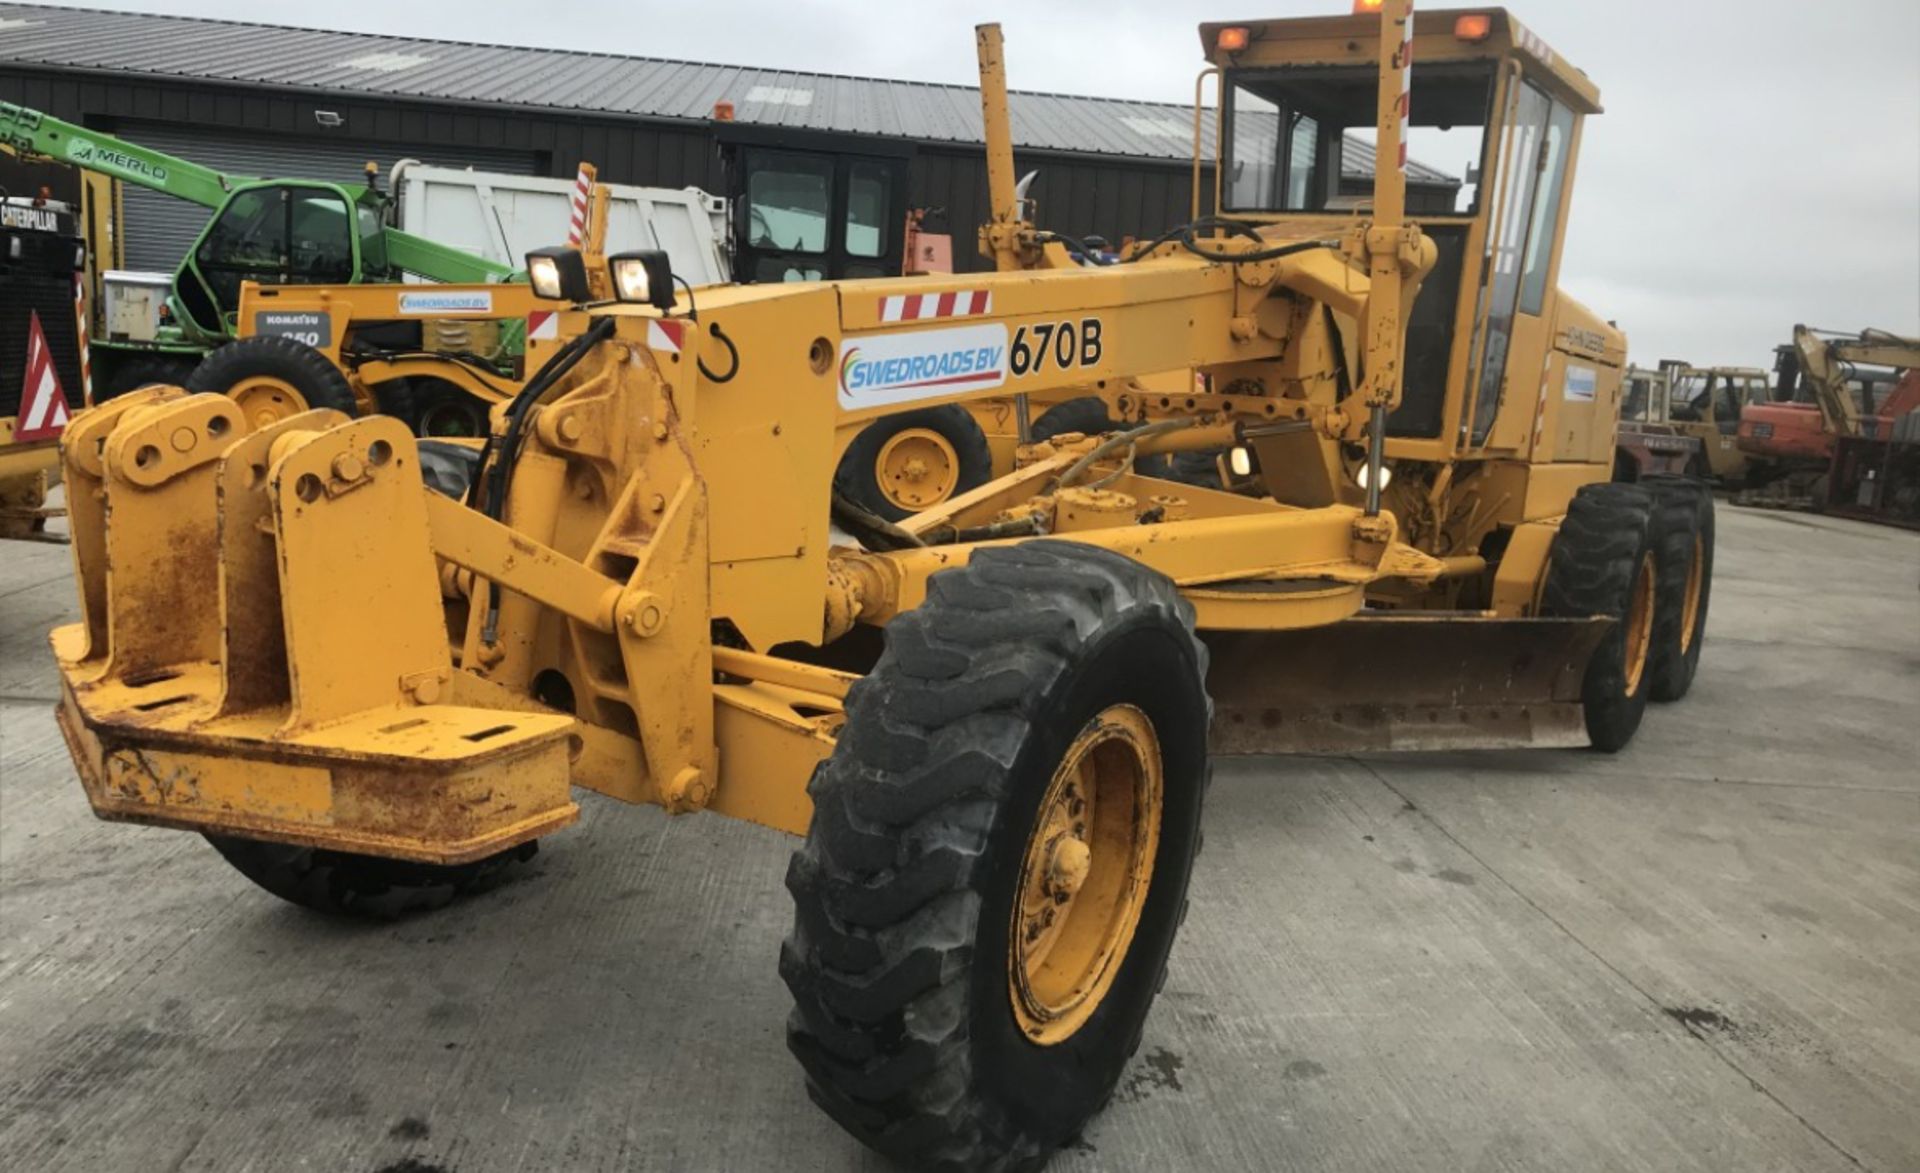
top-left (976, 22), bottom-right (1033, 441)
top-left (976, 23), bottom-right (1022, 273)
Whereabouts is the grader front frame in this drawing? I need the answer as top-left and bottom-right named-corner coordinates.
top-left (47, 6), bottom-right (1715, 1170)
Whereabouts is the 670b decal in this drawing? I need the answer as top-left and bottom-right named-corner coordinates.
top-left (1010, 318), bottom-right (1103, 377)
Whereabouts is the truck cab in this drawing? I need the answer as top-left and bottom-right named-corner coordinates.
top-left (1202, 6), bottom-right (1625, 526)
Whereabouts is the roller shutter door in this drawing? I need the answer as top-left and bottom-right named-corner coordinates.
top-left (115, 122), bottom-right (540, 273)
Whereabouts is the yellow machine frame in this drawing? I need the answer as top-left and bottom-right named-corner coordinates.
top-left (50, 4), bottom-right (1624, 863)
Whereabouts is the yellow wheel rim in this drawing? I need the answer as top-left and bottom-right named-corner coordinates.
top-left (229, 376), bottom-right (310, 429)
top-left (1678, 533), bottom-right (1704, 654)
top-left (875, 427), bottom-right (960, 512)
top-left (1008, 703), bottom-right (1163, 1046)
top-left (1622, 552), bottom-right (1656, 695)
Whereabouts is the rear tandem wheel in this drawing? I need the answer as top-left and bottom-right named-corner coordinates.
top-left (1643, 474), bottom-right (1716, 701)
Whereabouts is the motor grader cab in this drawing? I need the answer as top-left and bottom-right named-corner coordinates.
top-left (46, 6), bottom-right (1716, 1170)
top-left (1193, 8), bottom-right (1631, 498)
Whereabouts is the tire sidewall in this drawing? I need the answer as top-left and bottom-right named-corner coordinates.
top-left (1651, 482), bottom-right (1714, 700)
top-left (187, 336), bottom-right (358, 416)
top-left (1581, 525), bottom-right (1657, 750)
top-left (964, 612), bottom-right (1208, 1145)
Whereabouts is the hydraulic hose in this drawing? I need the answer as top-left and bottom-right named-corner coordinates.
top-left (1055, 417), bottom-right (1199, 490)
top-left (1122, 216), bottom-right (1339, 266)
top-left (476, 313), bottom-right (619, 646)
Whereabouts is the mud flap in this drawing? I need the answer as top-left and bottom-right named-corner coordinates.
top-left (1205, 613), bottom-right (1612, 754)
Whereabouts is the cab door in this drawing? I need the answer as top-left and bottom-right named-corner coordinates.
top-left (1475, 82), bottom-right (1580, 453)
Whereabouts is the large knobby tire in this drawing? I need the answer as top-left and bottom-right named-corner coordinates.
top-left (782, 542), bottom-right (1211, 1171)
top-left (835, 405), bottom-right (994, 521)
top-left (95, 353), bottom-right (198, 400)
top-left (204, 835), bottom-right (535, 920)
top-left (1644, 475), bottom-right (1715, 702)
top-left (187, 335), bottom-right (358, 428)
top-left (1542, 482), bottom-right (1658, 753)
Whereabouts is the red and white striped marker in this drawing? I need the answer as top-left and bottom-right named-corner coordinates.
top-left (527, 310), bottom-right (559, 341)
top-left (877, 290), bottom-right (992, 323)
top-left (647, 319), bottom-right (686, 355)
top-left (565, 166), bottom-right (592, 247)
top-left (73, 272), bottom-right (93, 406)
top-left (1396, 5), bottom-right (1414, 171)
top-left (15, 310), bottom-right (71, 442)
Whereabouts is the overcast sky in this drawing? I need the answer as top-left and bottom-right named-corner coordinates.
top-left (25, 0), bottom-right (1920, 365)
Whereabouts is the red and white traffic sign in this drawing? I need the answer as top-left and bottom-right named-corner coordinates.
top-left (14, 310), bottom-right (71, 442)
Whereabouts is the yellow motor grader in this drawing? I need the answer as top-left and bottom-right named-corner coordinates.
top-left (47, 5), bottom-right (1714, 1169)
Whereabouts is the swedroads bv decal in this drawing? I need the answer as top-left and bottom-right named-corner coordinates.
top-left (837, 323), bottom-right (1009, 410)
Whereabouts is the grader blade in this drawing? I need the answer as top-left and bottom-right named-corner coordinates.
top-left (1205, 614), bottom-right (1611, 754)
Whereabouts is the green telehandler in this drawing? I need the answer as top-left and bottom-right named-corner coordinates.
top-left (0, 101), bottom-right (517, 397)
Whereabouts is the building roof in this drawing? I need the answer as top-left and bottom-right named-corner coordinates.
top-left (0, 3), bottom-right (1456, 185)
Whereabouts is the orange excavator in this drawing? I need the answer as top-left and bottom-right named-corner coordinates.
top-left (1737, 326), bottom-right (1920, 509)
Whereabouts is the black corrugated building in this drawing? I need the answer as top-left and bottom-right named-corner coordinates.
top-left (0, 3), bottom-right (1459, 275)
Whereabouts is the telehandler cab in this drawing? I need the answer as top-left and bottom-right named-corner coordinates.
top-left (47, 5), bottom-right (1714, 1168)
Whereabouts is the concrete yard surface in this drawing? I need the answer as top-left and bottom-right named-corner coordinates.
top-left (1, 503), bottom-right (1915, 1172)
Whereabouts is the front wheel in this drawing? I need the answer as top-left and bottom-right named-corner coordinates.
top-left (782, 541), bottom-right (1211, 1171)
top-left (186, 335), bottom-right (359, 429)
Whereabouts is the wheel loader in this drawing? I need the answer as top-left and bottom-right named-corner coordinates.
top-left (46, 5), bottom-right (1714, 1169)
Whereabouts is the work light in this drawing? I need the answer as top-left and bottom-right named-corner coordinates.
top-left (524, 246), bottom-right (590, 303)
top-left (608, 250), bottom-right (677, 311)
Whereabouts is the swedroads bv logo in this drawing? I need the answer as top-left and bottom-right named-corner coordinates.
top-left (836, 322), bottom-right (1009, 410)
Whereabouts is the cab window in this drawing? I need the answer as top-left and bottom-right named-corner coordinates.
top-left (289, 192), bottom-right (355, 283)
top-left (1623, 375), bottom-right (1653, 423)
top-left (1713, 376), bottom-right (1742, 425)
top-left (196, 187), bottom-right (285, 309)
top-left (356, 203), bottom-right (388, 278)
top-left (845, 160), bottom-right (891, 259)
top-left (1517, 102), bottom-right (1575, 315)
top-left (1222, 61), bottom-right (1494, 215)
top-left (746, 153), bottom-right (832, 254)
top-left (1669, 372), bottom-right (1710, 421)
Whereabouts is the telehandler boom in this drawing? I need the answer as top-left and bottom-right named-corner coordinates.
top-left (46, 6), bottom-right (1714, 1169)
top-left (0, 102), bottom-right (513, 394)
